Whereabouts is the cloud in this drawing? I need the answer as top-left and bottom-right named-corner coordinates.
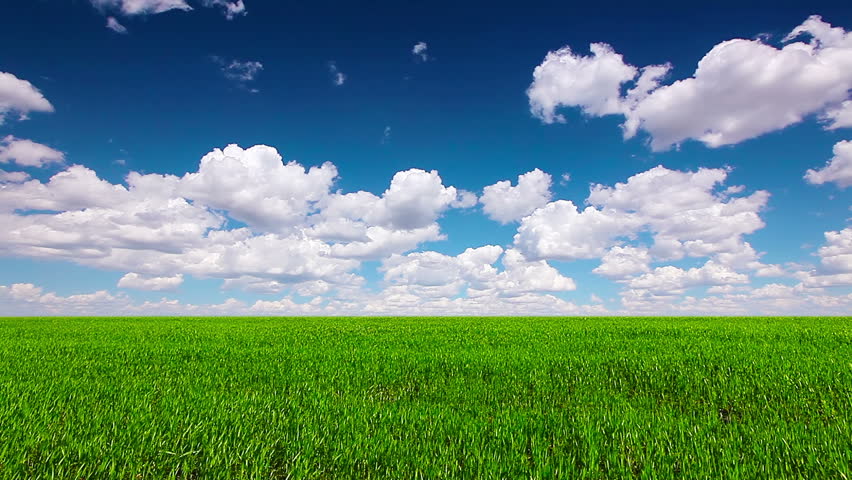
top-left (627, 261), bottom-right (749, 295)
top-left (480, 169), bottom-right (552, 224)
top-left (0, 72), bottom-right (54, 124)
top-left (528, 15), bottom-right (852, 151)
top-left (90, 0), bottom-right (192, 15)
top-left (382, 126), bottom-right (391, 144)
top-left (212, 57), bottom-right (263, 91)
top-left (328, 61), bottom-right (346, 86)
top-left (0, 144), bottom-right (475, 290)
top-left (118, 272), bottom-right (184, 291)
top-left (0, 170), bottom-right (30, 183)
top-left (805, 140), bottom-right (852, 188)
top-left (381, 246), bottom-right (575, 298)
top-left (822, 101), bottom-right (852, 130)
top-left (106, 16), bottom-right (128, 33)
top-left (202, 0), bottom-right (245, 19)
top-left (0, 136), bottom-right (65, 167)
top-left (90, 0), bottom-right (246, 18)
top-left (592, 246), bottom-right (651, 279)
top-left (795, 227), bottom-right (852, 287)
top-left (412, 42), bottom-right (429, 61)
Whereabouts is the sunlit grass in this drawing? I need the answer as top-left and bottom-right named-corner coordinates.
top-left (0, 316), bottom-right (849, 478)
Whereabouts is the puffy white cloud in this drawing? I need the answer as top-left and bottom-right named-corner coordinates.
top-left (592, 246), bottom-right (651, 279)
top-left (528, 16), bottom-right (852, 151)
top-left (382, 246), bottom-right (575, 297)
top-left (515, 200), bottom-right (639, 260)
top-left (627, 261), bottom-right (749, 295)
top-left (527, 43), bottom-right (643, 123)
top-left (118, 272), bottom-right (184, 291)
top-left (180, 144), bottom-right (336, 232)
top-left (0, 136), bottom-right (65, 167)
top-left (412, 42), bottom-right (429, 61)
top-left (106, 16), bottom-right (128, 33)
top-left (0, 170), bottom-right (29, 183)
top-left (0, 72), bottom-right (54, 124)
top-left (515, 165), bottom-right (768, 264)
top-left (480, 169), bottom-right (552, 224)
top-left (823, 100), bottom-right (852, 130)
top-left (805, 140), bottom-right (852, 188)
top-left (788, 227), bottom-right (852, 288)
top-left (0, 144), bottom-right (476, 293)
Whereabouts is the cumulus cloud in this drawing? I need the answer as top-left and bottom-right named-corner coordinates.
top-left (528, 15), bottom-right (852, 150)
top-left (805, 140), bottom-right (852, 188)
top-left (592, 246), bottom-right (651, 279)
top-left (0, 72), bottom-right (54, 124)
top-left (515, 165), bottom-right (770, 262)
top-left (795, 227), bottom-right (852, 287)
top-left (413, 42), bottom-right (429, 61)
top-left (382, 246), bottom-right (576, 299)
top-left (480, 169), bottom-right (552, 224)
top-left (118, 272), bottom-right (184, 291)
top-left (0, 144), bottom-right (476, 293)
top-left (0, 136), bottom-right (65, 167)
top-left (822, 101), bottom-right (852, 130)
top-left (627, 261), bottom-right (749, 295)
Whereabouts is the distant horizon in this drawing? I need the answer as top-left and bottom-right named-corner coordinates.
top-left (1, 1), bottom-right (850, 316)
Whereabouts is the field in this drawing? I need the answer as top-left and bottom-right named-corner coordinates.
top-left (0, 317), bottom-right (849, 479)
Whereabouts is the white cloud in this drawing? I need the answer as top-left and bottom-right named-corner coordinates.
top-left (382, 126), bottom-right (391, 144)
top-left (823, 100), bottom-right (852, 130)
top-left (0, 72), bottom-right (54, 124)
top-left (106, 16), bottom-right (128, 33)
top-left (805, 140), bottom-right (852, 188)
top-left (0, 170), bottom-right (30, 183)
top-left (118, 272), bottom-right (184, 291)
top-left (212, 57), bottom-right (263, 90)
top-left (592, 246), bottom-right (651, 279)
top-left (180, 144), bottom-right (337, 232)
top-left (90, 0), bottom-right (246, 18)
top-left (328, 61), bottom-right (346, 86)
top-left (0, 144), bottom-right (476, 292)
top-left (0, 136), bottom-right (65, 167)
top-left (413, 42), bottom-right (429, 61)
top-left (528, 43), bottom-right (642, 124)
top-left (480, 169), bottom-right (552, 224)
top-left (528, 15), bottom-right (852, 151)
top-left (202, 0), bottom-right (245, 19)
top-left (627, 261), bottom-right (749, 295)
top-left (382, 246), bottom-right (575, 298)
top-left (91, 0), bottom-right (192, 15)
top-left (515, 165), bottom-right (768, 264)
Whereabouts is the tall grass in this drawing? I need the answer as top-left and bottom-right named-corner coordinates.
top-left (0, 316), bottom-right (849, 478)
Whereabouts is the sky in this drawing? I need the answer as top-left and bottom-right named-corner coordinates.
top-left (0, 0), bottom-right (851, 316)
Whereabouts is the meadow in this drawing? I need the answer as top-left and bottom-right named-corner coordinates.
top-left (0, 316), bottom-right (849, 479)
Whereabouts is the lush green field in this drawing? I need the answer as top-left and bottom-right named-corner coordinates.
top-left (0, 317), bottom-right (849, 479)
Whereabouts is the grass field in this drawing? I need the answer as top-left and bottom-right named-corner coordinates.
top-left (0, 317), bottom-right (849, 479)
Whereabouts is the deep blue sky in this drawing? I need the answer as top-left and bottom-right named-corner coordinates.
top-left (0, 0), bottom-right (850, 314)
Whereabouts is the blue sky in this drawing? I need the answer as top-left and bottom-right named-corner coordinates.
top-left (0, 0), bottom-right (850, 315)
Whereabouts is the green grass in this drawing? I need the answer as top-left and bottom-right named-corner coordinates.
top-left (0, 317), bottom-right (849, 479)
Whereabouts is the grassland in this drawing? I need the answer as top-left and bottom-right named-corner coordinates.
top-left (0, 316), bottom-right (849, 479)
